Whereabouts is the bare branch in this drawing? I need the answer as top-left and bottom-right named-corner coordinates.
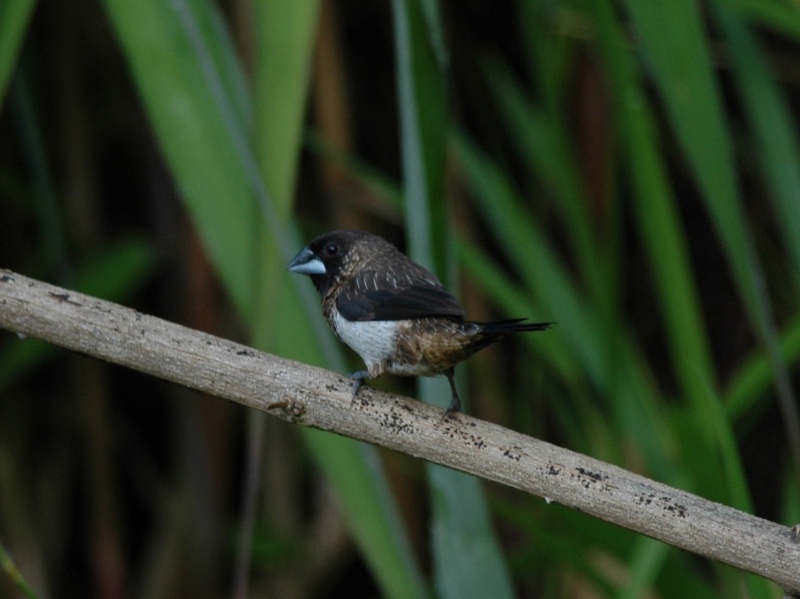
top-left (1, 269), bottom-right (798, 594)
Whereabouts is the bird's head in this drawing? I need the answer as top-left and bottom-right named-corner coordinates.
top-left (287, 230), bottom-right (380, 295)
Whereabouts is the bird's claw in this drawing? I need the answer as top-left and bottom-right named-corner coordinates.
top-left (440, 395), bottom-right (461, 422)
top-left (440, 369), bottom-right (461, 421)
top-left (348, 371), bottom-right (369, 406)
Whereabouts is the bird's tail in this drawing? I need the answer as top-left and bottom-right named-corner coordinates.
top-left (478, 318), bottom-right (554, 335)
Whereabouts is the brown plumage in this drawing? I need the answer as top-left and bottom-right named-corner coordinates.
top-left (287, 230), bottom-right (551, 418)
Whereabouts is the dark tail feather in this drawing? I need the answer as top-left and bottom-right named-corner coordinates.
top-left (479, 318), bottom-right (554, 335)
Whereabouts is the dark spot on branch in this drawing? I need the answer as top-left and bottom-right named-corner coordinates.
top-left (576, 467), bottom-right (606, 482)
top-left (268, 398), bottom-right (306, 421)
top-left (572, 467), bottom-right (613, 491)
top-left (49, 292), bottom-right (81, 306)
top-left (399, 402), bottom-right (415, 414)
top-left (352, 393), bottom-right (371, 408)
top-left (378, 407), bottom-right (417, 435)
top-left (790, 524), bottom-right (800, 542)
top-left (665, 500), bottom-right (687, 518)
top-left (634, 493), bottom-right (687, 518)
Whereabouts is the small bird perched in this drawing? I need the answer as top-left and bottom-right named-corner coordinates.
top-left (287, 230), bottom-right (551, 418)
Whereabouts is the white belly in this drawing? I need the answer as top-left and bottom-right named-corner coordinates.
top-left (332, 312), bottom-right (400, 374)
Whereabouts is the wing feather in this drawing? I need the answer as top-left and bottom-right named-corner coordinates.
top-left (337, 270), bottom-right (464, 321)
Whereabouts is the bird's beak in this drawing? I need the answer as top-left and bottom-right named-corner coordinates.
top-left (287, 247), bottom-right (326, 275)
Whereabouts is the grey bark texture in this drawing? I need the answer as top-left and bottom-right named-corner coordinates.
top-left (0, 269), bottom-right (798, 594)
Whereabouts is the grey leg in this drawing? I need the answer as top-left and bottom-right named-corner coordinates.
top-left (442, 369), bottom-right (462, 420)
top-left (348, 370), bottom-right (370, 406)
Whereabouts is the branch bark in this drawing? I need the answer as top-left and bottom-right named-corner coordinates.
top-left (1, 269), bottom-right (798, 594)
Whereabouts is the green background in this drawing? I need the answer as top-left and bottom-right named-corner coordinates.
top-left (1, 1), bottom-right (799, 597)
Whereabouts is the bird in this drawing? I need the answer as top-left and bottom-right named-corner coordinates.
top-left (287, 230), bottom-right (552, 419)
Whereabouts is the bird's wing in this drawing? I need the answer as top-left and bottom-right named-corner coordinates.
top-left (336, 270), bottom-right (465, 321)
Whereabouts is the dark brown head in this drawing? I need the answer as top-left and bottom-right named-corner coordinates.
top-left (286, 230), bottom-right (399, 297)
top-left (288, 230), bottom-right (467, 323)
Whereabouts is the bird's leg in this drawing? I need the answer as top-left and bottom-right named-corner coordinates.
top-left (348, 370), bottom-right (370, 406)
top-left (442, 369), bottom-right (462, 420)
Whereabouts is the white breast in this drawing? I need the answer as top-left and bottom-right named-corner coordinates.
top-left (332, 312), bottom-right (400, 375)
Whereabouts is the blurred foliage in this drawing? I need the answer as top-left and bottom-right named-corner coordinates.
top-left (1, 0), bottom-right (799, 598)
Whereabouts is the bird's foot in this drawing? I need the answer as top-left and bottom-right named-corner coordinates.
top-left (440, 395), bottom-right (461, 422)
top-left (441, 369), bottom-right (462, 421)
top-left (348, 371), bottom-right (369, 406)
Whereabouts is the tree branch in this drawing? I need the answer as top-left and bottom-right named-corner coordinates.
top-left (1, 269), bottom-right (798, 594)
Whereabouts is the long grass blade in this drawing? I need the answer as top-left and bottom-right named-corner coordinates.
top-left (101, 1), bottom-right (428, 596)
top-left (716, 6), bottom-right (800, 281)
top-left (0, 541), bottom-right (38, 599)
top-left (482, 58), bottom-right (604, 309)
top-left (0, 0), bottom-right (35, 109)
top-left (724, 313), bottom-right (800, 423)
top-left (453, 130), bottom-right (675, 477)
top-left (583, 0), bottom-right (757, 525)
top-left (713, 2), bottom-right (800, 469)
top-left (393, 0), bottom-right (514, 596)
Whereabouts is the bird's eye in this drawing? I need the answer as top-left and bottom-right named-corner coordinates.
top-left (323, 243), bottom-right (339, 256)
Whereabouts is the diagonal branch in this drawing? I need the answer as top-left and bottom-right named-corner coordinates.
top-left (0, 269), bottom-right (798, 594)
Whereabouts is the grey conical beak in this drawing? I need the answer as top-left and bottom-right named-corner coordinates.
top-left (287, 247), bottom-right (326, 275)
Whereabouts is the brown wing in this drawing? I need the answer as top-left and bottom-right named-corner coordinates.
top-left (336, 269), bottom-right (465, 322)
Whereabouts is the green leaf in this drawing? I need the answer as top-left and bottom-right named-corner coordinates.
top-left (622, 0), bottom-right (795, 418)
top-left (482, 58), bottom-right (605, 310)
top-left (724, 313), bottom-right (800, 422)
top-left (715, 3), bottom-right (800, 286)
top-left (725, 0), bottom-right (800, 41)
top-left (101, 1), bottom-right (428, 596)
top-left (0, 0), bottom-right (35, 108)
top-left (393, 0), bottom-right (449, 271)
top-left (393, 0), bottom-right (514, 596)
top-left (0, 540), bottom-right (38, 599)
top-left (453, 129), bottom-right (675, 478)
top-left (253, 0), bottom-right (320, 209)
top-left (101, 0), bottom-right (258, 311)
